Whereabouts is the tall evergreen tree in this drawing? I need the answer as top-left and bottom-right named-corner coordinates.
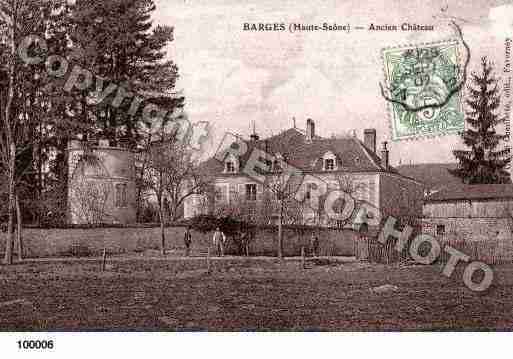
top-left (70, 0), bottom-right (182, 148)
top-left (451, 57), bottom-right (511, 184)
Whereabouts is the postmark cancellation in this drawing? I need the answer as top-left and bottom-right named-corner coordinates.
top-left (382, 40), bottom-right (465, 141)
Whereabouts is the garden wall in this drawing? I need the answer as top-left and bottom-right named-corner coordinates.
top-left (0, 226), bottom-right (356, 258)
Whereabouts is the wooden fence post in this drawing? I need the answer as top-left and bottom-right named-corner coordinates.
top-left (101, 248), bottom-right (107, 272)
top-left (207, 247), bottom-right (211, 274)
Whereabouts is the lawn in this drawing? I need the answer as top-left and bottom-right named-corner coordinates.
top-left (1, 257), bottom-right (512, 331)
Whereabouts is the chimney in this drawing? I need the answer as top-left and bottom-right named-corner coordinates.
top-left (381, 141), bottom-right (390, 170)
top-left (250, 120), bottom-right (259, 142)
top-left (265, 139), bottom-right (271, 170)
top-left (364, 129), bottom-right (377, 153)
top-left (306, 118), bottom-right (315, 142)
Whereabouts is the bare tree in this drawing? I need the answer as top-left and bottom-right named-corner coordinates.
top-left (70, 176), bottom-right (112, 225)
top-left (265, 162), bottom-right (303, 259)
top-left (0, 0), bottom-right (61, 263)
top-left (68, 150), bottom-right (114, 225)
top-left (143, 131), bottom-right (211, 255)
top-left (326, 173), bottom-right (367, 228)
top-left (0, 0), bottom-right (27, 264)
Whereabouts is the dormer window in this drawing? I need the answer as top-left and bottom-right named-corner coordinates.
top-left (323, 151), bottom-right (337, 171)
top-left (273, 153), bottom-right (285, 172)
top-left (225, 161), bottom-right (235, 173)
top-left (224, 153), bottom-right (238, 173)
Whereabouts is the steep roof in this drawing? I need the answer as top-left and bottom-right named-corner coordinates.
top-left (396, 163), bottom-right (461, 189)
top-left (426, 184), bottom-right (513, 202)
top-left (200, 127), bottom-right (396, 176)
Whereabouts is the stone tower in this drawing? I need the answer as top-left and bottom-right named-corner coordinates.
top-left (67, 140), bottom-right (137, 225)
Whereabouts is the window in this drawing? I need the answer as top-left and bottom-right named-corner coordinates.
top-left (215, 184), bottom-right (228, 203)
top-left (245, 184), bottom-right (257, 201)
top-left (225, 161), bottom-right (235, 173)
top-left (115, 183), bottom-right (128, 208)
top-left (325, 158), bottom-right (335, 171)
top-left (273, 153), bottom-right (285, 172)
top-left (305, 183), bottom-right (315, 200)
top-left (273, 159), bottom-right (281, 172)
top-left (322, 151), bottom-right (337, 171)
top-left (436, 224), bottom-right (445, 236)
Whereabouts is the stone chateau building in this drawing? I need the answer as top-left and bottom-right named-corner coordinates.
top-left (184, 119), bottom-right (424, 228)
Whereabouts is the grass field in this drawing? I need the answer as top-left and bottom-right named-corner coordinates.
top-left (1, 257), bottom-right (512, 331)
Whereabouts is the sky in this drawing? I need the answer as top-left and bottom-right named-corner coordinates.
top-left (152, 0), bottom-right (513, 165)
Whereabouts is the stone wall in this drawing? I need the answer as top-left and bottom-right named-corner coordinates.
top-left (424, 199), bottom-right (513, 218)
top-left (422, 217), bottom-right (512, 242)
top-left (0, 226), bottom-right (356, 258)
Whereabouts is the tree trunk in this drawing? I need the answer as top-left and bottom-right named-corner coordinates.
top-left (278, 200), bottom-right (283, 260)
top-left (160, 220), bottom-right (166, 256)
top-left (135, 161), bottom-right (146, 222)
top-left (2, 2), bottom-right (17, 266)
top-left (4, 146), bottom-right (15, 265)
top-left (136, 185), bottom-right (143, 221)
top-left (158, 199), bottom-right (166, 256)
top-left (37, 118), bottom-right (43, 226)
top-left (16, 193), bottom-right (23, 261)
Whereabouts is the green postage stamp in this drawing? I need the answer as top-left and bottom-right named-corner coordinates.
top-left (382, 40), bottom-right (465, 141)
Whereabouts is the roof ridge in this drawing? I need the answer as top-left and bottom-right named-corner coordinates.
top-left (350, 136), bottom-right (384, 171)
top-left (426, 183), bottom-right (513, 202)
top-left (397, 162), bottom-right (458, 167)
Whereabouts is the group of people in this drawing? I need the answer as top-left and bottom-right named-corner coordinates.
top-left (183, 226), bottom-right (229, 257)
top-left (183, 226), bottom-right (321, 257)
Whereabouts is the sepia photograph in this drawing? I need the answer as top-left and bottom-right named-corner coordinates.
top-left (1, 0), bottom-right (513, 356)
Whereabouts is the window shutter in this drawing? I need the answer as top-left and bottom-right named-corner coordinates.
top-left (369, 179), bottom-right (376, 204)
top-left (257, 183), bottom-right (263, 201)
top-left (229, 183), bottom-right (237, 203)
top-left (238, 184), bottom-right (245, 201)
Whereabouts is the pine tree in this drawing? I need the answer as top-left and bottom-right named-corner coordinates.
top-left (451, 57), bottom-right (511, 184)
top-left (70, 0), bottom-right (182, 148)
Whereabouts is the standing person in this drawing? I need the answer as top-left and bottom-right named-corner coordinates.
top-left (310, 233), bottom-right (319, 257)
top-left (213, 227), bottom-right (226, 256)
top-left (184, 226), bottom-right (192, 257)
top-left (240, 231), bottom-right (250, 256)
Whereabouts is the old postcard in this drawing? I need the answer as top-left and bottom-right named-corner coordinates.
top-left (1, 0), bottom-right (513, 356)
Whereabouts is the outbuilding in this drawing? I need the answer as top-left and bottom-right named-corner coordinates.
top-left (422, 184), bottom-right (513, 242)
